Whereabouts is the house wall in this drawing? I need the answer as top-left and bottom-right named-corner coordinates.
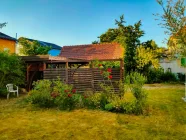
top-left (48, 49), bottom-right (61, 56)
top-left (159, 59), bottom-right (185, 74)
top-left (0, 39), bottom-right (16, 53)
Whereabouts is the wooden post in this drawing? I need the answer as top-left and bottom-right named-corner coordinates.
top-left (26, 64), bottom-right (32, 91)
top-left (65, 62), bottom-right (68, 83)
top-left (90, 61), bottom-right (95, 93)
top-left (120, 59), bottom-right (124, 81)
top-left (43, 62), bottom-right (46, 70)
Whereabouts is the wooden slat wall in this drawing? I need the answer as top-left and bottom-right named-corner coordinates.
top-left (44, 68), bottom-right (120, 93)
top-left (44, 68), bottom-right (66, 81)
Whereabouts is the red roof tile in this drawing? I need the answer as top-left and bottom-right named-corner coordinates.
top-left (59, 43), bottom-right (124, 60)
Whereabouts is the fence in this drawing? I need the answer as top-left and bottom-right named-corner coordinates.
top-left (43, 68), bottom-right (121, 93)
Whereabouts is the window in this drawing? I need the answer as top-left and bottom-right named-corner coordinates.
top-left (4, 48), bottom-right (9, 51)
top-left (167, 68), bottom-right (171, 72)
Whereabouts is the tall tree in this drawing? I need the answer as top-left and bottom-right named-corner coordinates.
top-left (98, 15), bottom-right (144, 73)
top-left (0, 22), bottom-right (7, 29)
top-left (92, 40), bottom-right (99, 44)
top-left (154, 0), bottom-right (186, 56)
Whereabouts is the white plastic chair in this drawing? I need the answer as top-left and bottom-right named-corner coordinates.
top-left (6, 84), bottom-right (19, 99)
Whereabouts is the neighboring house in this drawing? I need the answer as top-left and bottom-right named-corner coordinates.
top-left (59, 43), bottom-right (124, 60)
top-left (159, 58), bottom-right (185, 74)
top-left (17, 38), bottom-right (62, 56)
top-left (0, 32), bottom-right (17, 53)
top-left (159, 49), bottom-right (185, 74)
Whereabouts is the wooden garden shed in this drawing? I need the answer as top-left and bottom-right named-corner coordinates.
top-left (21, 43), bottom-right (124, 92)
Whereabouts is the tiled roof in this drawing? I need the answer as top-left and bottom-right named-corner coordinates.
top-left (21, 38), bottom-right (62, 50)
top-left (0, 32), bottom-right (17, 41)
top-left (59, 43), bottom-right (124, 60)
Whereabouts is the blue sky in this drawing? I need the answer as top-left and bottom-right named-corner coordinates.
top-left (0, 0), bottom-right (167, 47)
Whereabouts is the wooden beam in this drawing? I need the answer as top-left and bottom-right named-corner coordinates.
top-left (65, 62), bottom-right (68, 83)
top-left (120, 59), bottom-right (124, 81)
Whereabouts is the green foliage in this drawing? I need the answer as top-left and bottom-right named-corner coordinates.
top-left (28, 90), bottom-right (55, 108)
top-left (146, 68), bottom-right (164, 83)
top-left (136, 46), bottom-right (160, 71)
top-left (99, 28), bottom-right (121, 43)
top-left (28, 80), bottom-right (55, 108)
top-left (177, 73), bottom-right (185, 82)
top-left (92, 40), bottom-right (99, 44)
top-left (86, 93), bottom-right (109, 109)
top-left (18, 37), bottom-right (52, 55)
top-left (27, 72), bottom-right (148, 115)
top-left (160, 71), bottom-right (178, 82)
top-left (96, 15), bottom-right (161, 73)
top-left (155, 0), bottom-right (186, 56)
top-left (0, 22), bottom-right (7, 29)
top-left (146, 68), bottom-right (178, 83)
top-left (125, 72), bottom-right (148, 114)
top-left (0, 51), bottom-right (25, 97)
top-left (28, 79), bottom-right (83, 110)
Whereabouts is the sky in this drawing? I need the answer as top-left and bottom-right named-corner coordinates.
top-left (0, 0), bottom-right (168, 47)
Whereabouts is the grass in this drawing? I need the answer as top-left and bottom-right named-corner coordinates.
top-left (0, 84), bottom-right (186, 140)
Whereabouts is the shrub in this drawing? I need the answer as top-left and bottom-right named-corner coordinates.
top-left (177, 73), bottom-right (185, 82)
top-left (86, 93), bottom-right (109, 109)
top-left (28, 79), bottom-right (83, 110)
top-left (146, 68), bottom-right (163, 83)
top-left (147, 68), bottom-right (178, 83)
top-left (0, 88), bottom-right (8, 97)
top-left (125, 72), bottom-right (148, 114)
top-left (160, 71), bottom-right (177, 82)
top-left (0, 51), bottom-right (25, 97)
top-left (28, 90), bottom-right (56, 108)
top-left (55, 92), bottom-right (83, 111)
top-left (27, 73), bottom-right (148, 115)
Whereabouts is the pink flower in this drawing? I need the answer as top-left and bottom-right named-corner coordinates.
top-left (64, 90), bottom-right (69, 93)
top-left (51, 92), bottom-right (59, 98)
top-left (108, 75), bottom-right (113, 79)
top-left (107, 68), bottom-right (112, 73)
top-left (72, 89), bottom-right (76, 93)
top-left (68, 94), bottom-right (72, 97)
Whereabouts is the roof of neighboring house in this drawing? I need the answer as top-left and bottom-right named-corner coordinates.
top-left (21, 55), bottom-right (68, 62)
top-left (21, 38), bottom-right (62, 50)
top-left (0, 32), bottom-right (17, 41)
top-left (59, 43), bottom-right (124, 60)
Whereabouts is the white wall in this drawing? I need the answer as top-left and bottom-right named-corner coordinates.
top-left (159, 59), bottom-right (186, 74)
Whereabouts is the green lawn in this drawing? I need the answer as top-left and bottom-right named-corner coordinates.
top-left (0, 84), bottom-right (185, 140)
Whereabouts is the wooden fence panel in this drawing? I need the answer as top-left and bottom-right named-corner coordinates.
top-left (44, 68), bottom-right (121, 93)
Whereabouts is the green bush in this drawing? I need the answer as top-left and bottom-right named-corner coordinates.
top-left (147, 68), bottom-right (178, 83)
top-left (177, 73), bottom-right (185, 82)
top-left (85, 93), bottom-right (109, 109)
top-left (125, 72), bottom-right (148, 115)
top-left (28, 79), bottom-right (83, 110)
top-left (27, 73), bottom-right (148, 115)
top-left (55, 93), bottom-right (83, 111)
top-left (146, 68), bottom-right (163, 83)
top-left (28, 90), bottom-right (55, 108)
top-left (0, 51), bottom-right (25, 97)
top-left (160, 71), bottom-right (177, 82)
top-left (0, 88), bottom-right (8, 97)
